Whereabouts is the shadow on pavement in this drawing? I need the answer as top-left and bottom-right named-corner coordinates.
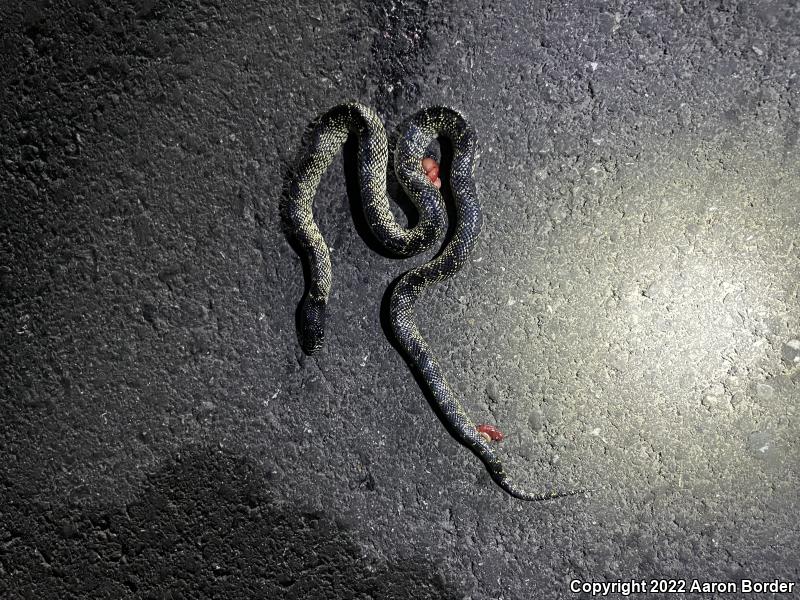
top-left (3, 445), bottom-right (466, 599)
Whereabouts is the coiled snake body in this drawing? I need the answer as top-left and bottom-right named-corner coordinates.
top-left (283, 102), bottom-right (582, 501)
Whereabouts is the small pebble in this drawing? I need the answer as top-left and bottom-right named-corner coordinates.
top-left (781, 338), bottom-right (800, 366)
top-left (754, 383), bottom-right (775, 402)
top-left (486, 380), bottom-right (502, 403)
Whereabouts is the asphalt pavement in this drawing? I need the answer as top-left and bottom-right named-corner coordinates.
top-left (1, 1), bottom-right (798, 598)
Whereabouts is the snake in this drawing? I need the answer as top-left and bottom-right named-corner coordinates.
top-left (282, 101), bottom-right (584, 501)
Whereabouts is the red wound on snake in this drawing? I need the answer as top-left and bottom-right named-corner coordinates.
top-left (476, 424), bottom-right (504, 442)
top-left (422, 157), bottom-right (442, 188)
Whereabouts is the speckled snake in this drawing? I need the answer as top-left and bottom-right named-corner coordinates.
top-left (282, 101), bottom-right (583, 501)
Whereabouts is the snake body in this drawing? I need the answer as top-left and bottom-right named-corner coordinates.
top-left (283, 101), bottom-right (582, 501)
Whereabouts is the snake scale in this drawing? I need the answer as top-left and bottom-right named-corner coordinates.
top-left (282, 101), bottom-right (583, 501)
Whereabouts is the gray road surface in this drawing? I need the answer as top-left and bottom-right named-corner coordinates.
top-left (1, 1), bottom-right (798, 598)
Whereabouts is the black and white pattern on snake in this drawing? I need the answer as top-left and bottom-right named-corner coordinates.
top-left (283, 101), bottom-right (584, 501)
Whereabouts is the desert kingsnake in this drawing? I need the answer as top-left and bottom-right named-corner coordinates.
top-left (283, 101), bottom-right (582, 501)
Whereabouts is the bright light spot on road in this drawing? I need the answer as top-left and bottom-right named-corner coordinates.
top-left (493, 132), bottom-right (798, 498)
